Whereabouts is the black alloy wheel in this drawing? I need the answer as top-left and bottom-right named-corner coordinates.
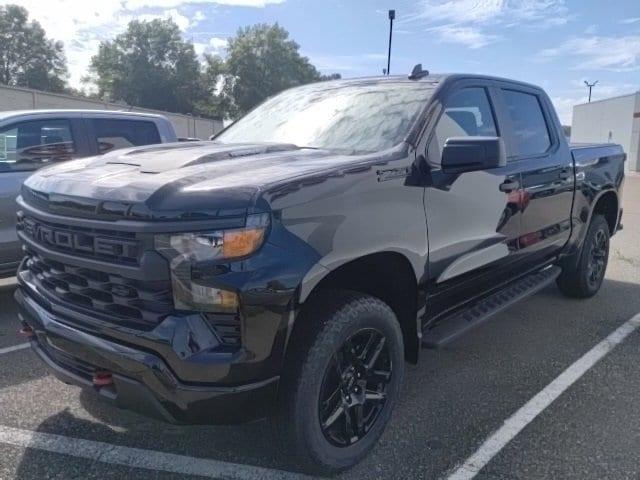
top-left (318, 328), bottom-right (392, 447)
top-left (586, 227), bottom-right (608, 290)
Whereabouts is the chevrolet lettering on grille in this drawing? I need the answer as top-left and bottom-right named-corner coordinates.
top-left (20, 217), bottom-right (139, 262)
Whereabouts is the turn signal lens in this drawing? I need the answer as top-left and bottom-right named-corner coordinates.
top-left (222, 228), bottom-right (266, 259)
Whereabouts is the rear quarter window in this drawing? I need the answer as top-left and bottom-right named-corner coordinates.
top-left (90, 119), bottom-right (161, 154)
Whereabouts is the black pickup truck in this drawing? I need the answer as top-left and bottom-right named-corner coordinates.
top-left (14, 69), bottom-right (624, 473)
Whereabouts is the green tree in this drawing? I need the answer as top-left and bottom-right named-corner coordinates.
top-left (208, 24), bottom-right (340, 117)
top-left (89, 18), bottom-right (204, 114)
top-left (196, 54), bottom-right (234, 119)
top-left (0, 4), bottom-right (67, 92)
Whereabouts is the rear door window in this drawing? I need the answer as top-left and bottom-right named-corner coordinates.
top-left (0, 119), bottom-right (76, 171)
top-left (502, 90), bottom-right (551, 157)
top-left (90, 119), bottom-right (161, 154)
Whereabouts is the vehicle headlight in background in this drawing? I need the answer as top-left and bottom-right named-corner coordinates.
top-left (155, 213), bottom-right (270, 312)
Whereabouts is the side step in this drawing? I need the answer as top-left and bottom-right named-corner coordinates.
top-left (421, 266), bottom-right (561, 348)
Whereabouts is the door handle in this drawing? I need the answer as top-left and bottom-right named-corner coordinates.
top-left (499, 179), bottom-right (520, 193)
top-left (558, 169), bottom-right (572, 180)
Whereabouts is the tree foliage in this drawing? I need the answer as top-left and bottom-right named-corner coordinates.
top-left (1, 7), bottom-right (340, 120)
top-left (220, 24), bottom-right (329, 115)
top-left (89, 19), bottom-right (204, 114)
top-left (0, 4), bottom-right (67, 92)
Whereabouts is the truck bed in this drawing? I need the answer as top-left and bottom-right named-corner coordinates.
top-left (570, 142), bottom-right (625, 165)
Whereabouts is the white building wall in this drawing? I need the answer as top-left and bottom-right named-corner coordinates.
top-left (571, 92), bottom-right (640, 172)
top-left (0, 84), bottom-right (224, 139)
top-left (631, 95), bottom-right (640, 173)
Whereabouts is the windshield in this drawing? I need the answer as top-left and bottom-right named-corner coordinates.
top-left (216, 81), bottom-right (438, 153)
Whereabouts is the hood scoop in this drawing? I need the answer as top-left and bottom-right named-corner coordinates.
top-left (105, 142), bottom-right (301, 174)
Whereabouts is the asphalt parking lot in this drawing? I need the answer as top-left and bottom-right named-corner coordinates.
top-left (0, 176), bottom-right (639, 480)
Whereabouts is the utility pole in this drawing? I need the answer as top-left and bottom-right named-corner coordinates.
top-left (584, 80), bottom-right (598, 103)
top-left (386, 10), bottom-right (395, 75)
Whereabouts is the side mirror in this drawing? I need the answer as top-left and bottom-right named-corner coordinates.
top-left (441, 136), bottom-right (506, 174)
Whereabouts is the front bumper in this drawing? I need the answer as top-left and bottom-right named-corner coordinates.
top-left (16, 287), bottom-right (279, 424)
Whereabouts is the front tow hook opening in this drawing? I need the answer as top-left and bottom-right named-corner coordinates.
top-left (93, 370), bottom-right (114, 387)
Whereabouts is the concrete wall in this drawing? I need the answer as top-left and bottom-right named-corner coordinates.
top-left (0, 84), bottom-right (223, 139)
top-left (571, 92), bottom-right (640, 172)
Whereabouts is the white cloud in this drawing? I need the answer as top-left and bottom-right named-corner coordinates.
top-left (411, 0), bottom-right (570, 26)
top-left (193, 36), bottom-right (228, 58)
top-left (551, 96), bottom-right (583, 125)
top-left (428, 25), bottom-right (500, 48)
top-left (583, 24), bottom-right (597, 35)
top-left (137, 8), bottom-right (192, 30)
top-left (1, 0), bottom-right (285, 88)
top-left (620, 17), bottom-right (640, 25)
top-left (307, 53), bottom-right (391, 74)
top-left (125, 0), bottom-right (283, 7)
top-left (193, 11), bottom-right (206, 23)
top-left (404, 0), bottom-right (569, 48)
top-left (538, 36), bottom-right (640, 71)
top-left (209, 36), bottom-right (228, 50)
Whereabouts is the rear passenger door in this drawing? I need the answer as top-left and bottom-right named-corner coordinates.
top-left (85, 117), bottom-right (162, 155)
top-left (497, 86), bottom-right (574, 262)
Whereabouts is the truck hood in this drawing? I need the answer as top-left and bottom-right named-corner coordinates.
top-left (22, 141), bottom-right (360, 221)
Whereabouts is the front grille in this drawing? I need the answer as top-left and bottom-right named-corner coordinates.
top-left (18, 214), bottom-right (141, 265)
top-left (25, 252), bottom-right (173, 330)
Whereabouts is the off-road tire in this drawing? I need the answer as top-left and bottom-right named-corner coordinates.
top-left (557, 214), bottom-right (610, 298)
top-left (274, 290), bottom-right (404, 474)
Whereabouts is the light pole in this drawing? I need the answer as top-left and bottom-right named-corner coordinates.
top-left (386, 10), bottom-right (395, 76)
top-left (584, 80), bottom-right (598, 103)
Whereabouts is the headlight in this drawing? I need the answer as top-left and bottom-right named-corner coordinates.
top-left (155, 213), bottom-right (270, 312)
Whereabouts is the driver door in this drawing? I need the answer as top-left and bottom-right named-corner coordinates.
top-left (423, 82), bottom-right (525, 318)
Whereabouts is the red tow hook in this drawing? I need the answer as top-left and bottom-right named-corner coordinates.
top-left (92, 371), bottom-right (113, 387)
top-left (19, 325), bottom-right (35, 338)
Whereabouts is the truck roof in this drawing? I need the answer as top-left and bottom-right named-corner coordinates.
top-left (0, 109), bottom-right (168, 122)
top-left (326, 73), bottom-right (544, 92)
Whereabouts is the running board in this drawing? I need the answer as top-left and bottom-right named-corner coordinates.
top-left (421, 266), bottom-right (561, 348)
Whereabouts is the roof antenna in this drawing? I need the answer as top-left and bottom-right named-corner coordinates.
top-left (408, 64), bottom-right (429, 80)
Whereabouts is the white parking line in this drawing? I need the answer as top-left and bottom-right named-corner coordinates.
top-left (0, 343), bottom-right (30, 355)
top-left (0, 424), bottom-right (317, 480)
top-left (447, 312), bottom-right (640, 480)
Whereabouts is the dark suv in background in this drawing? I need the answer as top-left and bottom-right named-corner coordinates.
top-left (0, 110), bottom-right (177, 277)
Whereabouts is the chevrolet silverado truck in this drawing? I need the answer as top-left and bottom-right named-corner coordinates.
top-left (15, 69), bottom-right (624, 473)
top-left (0, 109), bottom-right (178, 278)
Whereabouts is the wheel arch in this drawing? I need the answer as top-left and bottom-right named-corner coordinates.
top-left (292, 251), bottom-right (422, 364)
top-left (592, 189), bottom-right (619, 235)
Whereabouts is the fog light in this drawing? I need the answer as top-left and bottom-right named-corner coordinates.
top-left (173, 279), bottom-right (239, 313)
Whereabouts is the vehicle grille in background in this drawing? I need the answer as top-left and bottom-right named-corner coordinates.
top-left (17, 214), bottom-right (141, 265)
top-left (25, 253), bottom-right (172, 330)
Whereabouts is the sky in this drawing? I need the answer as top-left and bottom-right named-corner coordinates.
top-left (3, 0), bottom-right (640, 124)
